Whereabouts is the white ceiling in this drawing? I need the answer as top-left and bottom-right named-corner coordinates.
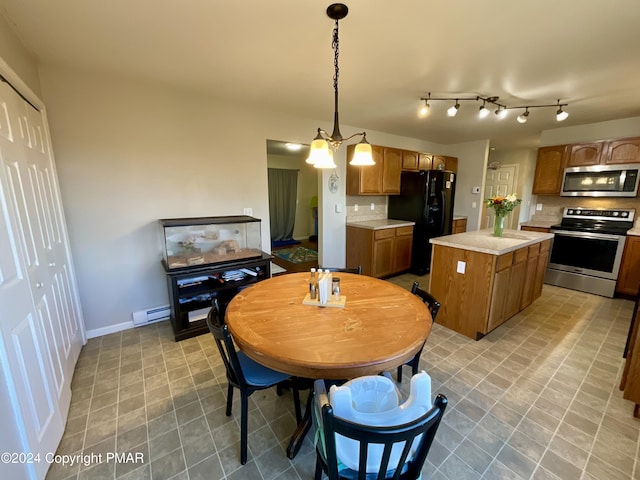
top-left (2, 0), bottom-right (640, 150)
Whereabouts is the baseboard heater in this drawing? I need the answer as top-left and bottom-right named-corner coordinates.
top-left (132, 305), bottom-right (170, 327)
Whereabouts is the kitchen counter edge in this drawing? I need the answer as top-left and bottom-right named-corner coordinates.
top-left (430, 229), bottom-right (554, 255)
top-left (346, 219), bottom-right (416, 230)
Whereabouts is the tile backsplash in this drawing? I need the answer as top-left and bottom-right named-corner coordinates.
top-left (530, 195), bottom-right (640, 227)
top-left (345, 195), bottom-right (388, 222)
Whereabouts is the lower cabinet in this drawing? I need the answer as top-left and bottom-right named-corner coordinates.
top-left (346, 225), bottom-right (413, 278)
top-left (164, 253), bottom-right (272, 341)
top-left (620, 294), bottom-right (640, 416)
top-left (452, 218), bottom-right (467, 233)
top-left (617, 236), bottom-right (640, 297)
top-left (430, 239), bottom-right (551, 340)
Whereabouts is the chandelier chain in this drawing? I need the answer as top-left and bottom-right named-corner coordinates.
top-left (332, 19), bottom-right (340, 95)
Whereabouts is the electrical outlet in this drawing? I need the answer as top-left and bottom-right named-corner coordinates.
top-left (471, 202), bottom-right (477, 209)
top-left (370, 203), bottom-right (375, 210)
top-left (457, 261), bottom-right (466, 274)
top-left (354, 204), bottom-right (358, 212)
top-left (536, 203), bottom-right (543, 211)
top-left (243, 207), bottom-right (253, 216)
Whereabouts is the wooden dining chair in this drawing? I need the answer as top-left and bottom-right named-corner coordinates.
top-left (206, 299), bottom-right (302, 464)
top-left (318, 265), bottom-right (362, 275)
top-left (313, 375), bottom-right (447, 480)
top-left (397, 281), bottom-right (441, 383)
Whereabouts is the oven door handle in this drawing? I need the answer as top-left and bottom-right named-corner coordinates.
top-left (550, 229), bottom-right (624, 242)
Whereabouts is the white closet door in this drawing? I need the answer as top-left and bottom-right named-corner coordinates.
top-left (0, 79), bottom-right (84, 479)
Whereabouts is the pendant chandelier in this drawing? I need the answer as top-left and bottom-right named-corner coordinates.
top-left (306, 3), bottom-right (374, 169)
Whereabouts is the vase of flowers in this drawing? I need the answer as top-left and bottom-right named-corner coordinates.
top-left (486, 194), bottom-right (522, 237)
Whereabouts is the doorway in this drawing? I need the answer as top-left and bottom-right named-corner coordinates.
top-left (266, 139), bottom-right (319, 272)
top-left (481, 164), bottom-right (520, 229)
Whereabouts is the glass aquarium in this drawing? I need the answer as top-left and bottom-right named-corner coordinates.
top-left (159, 216), bottom-right (262, 270)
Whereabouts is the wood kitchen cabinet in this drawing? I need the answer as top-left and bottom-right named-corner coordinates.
top-left (346, 225), bottom-right (413, 278)
top-left (429, 236), bottom-right (551, 340)
top-left (432, 155), bottom-right (458, 172)
top-left (346, 145), bottom-right (401, 195)
top-left (402, 151), bottom-right (434, 171)
top-left (604, 137), bottom-right (640, 164)
top-left (567, 142), bottom-right (604, 167)
top-left (520, 226), bottom-right (551, 233)
top-left (617, 236), bottom-right (640, 297)
top-left (620, 293), bottom-right (640, 416)
top-left (452, 218), bottom-right (467, 233)
top-left (532, 145), bottom-right (568, 194)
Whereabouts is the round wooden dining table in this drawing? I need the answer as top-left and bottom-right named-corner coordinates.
top-left (225, 272), bottom-right (432, 380)
top-left (225, 271), bottom-right (433, 459)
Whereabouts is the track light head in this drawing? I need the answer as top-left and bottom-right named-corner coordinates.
top-left (447, 101), bottom-right (460, 117)
top-left (556, 108), bottom-right (568, 121)
top-left (478, 102), bottom-right (490, 119)
top-left (495, 107), bottom-right (508, 119)
top-left (419, 99), bottom-right (430, 117)
top-left (517, 108), bottom-right (530, 124)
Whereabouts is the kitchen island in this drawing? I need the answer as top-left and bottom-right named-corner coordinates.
top-left (429, 229), bottom-right (554, 340)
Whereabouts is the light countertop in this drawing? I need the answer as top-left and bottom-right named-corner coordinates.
top-left (346, 219), bottom-right (416, 230)
top-left (628, 227), bottom-right (640, 237)
top-left (430, 229), bottom-right (554, 255)
top-left (520, 220), bottom-right (557, 229)
top-left (453, 215), bottom-right (468, 221)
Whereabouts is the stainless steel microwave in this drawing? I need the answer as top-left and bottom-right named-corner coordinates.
top-left (561, 163), bottom-right (639, 197)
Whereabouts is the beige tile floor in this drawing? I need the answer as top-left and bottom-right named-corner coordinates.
top-left (46, 274), bottom-right (640, 480)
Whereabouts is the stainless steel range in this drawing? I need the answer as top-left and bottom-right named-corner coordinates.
top-left (545, 207), bottom-right (635, 297)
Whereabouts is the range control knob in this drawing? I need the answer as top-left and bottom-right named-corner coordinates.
top-left (622, 212), bottom-right (629, 217)
top-left (567, 209), bottom-right (574, 215)
top-left (613, 211), bottom-right (619, 216)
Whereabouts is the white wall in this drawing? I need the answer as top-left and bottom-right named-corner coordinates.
top-left (37, 65), bottom-right (480, 334)
top-left (540, 116), bottom-right (640, 146)
top-left (444, 140), bottom-right (491, 231)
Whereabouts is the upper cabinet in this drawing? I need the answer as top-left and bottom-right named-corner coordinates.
top-left (567, 142), bottom-right (604, 167)
top-left (568, 137), bottom-right (640, 167)
top-left (605, 137), bottom-right (640, 164)
top-left (532, 145), bottom-right (568, 195)
top-left (346, 145), bottom-right (401, 195)
top-left (348, 145), bottom-right (456, 195)
top-left (533, 136), bottom-right (640, 195)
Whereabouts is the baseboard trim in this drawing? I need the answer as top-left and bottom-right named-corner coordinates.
top-left (86, 321), bottom-right (134, 339)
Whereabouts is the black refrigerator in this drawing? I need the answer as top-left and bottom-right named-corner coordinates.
top-left (388, 170), bottom-right (456, 275)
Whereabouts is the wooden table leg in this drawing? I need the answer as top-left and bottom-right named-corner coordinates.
top-left (286, 389), bottom-right (314, 459)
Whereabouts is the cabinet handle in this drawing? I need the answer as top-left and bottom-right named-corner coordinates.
top-left (36, 282), bottom-right (44, 289)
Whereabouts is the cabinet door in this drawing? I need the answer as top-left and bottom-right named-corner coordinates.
top-left (392, 229), bottom-right (413, 273)
top-left (532, 145), bottom-right (568, 194)
top-left (382, 148), bottom-right (402, 194)
top-left (418, 153), bottom-right (432, 170)
top-left (521, 256), bottom-right (538, 309)
top-left (504, 249), bottom-right (527, 319)
top-left (520, 226), bottom-right (551, 233)
top-left (432, 155), bottom-right (446, 170)
top-left (487, 267), bottom-right (511, 332)
top-left (604, 137), bottom-right (640, 165)
top-left (402, 150), bottom-right (419, 171)
top-left (444, 156), bottom-right (458, 173)
top-left (567, 142), bottom-right (604, 167)
top-left (533, 248), bottom-right (550, 300)
top-left (617, 236), bottom-right (640, 296)
top-left (372, 237), bottom-right (394, 277)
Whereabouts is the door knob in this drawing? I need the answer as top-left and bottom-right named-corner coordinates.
top-left (36, 282), bottom-right (44, 289)
top-left (48, 262), bottom-right (56, 267)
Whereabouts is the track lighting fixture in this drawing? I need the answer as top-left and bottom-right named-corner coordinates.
top-left (419, 97), bottom-right (431, 117)
top-left (418, 93), bottom-right (569, 124)
top-left (447, 100), bottom-right (460, 117)
top-left (307, 3), bottom-right (374, 169)
top-left (478, 101), bottom-right (490, 119)
top-left (556, 100), bottom-right (569, 121)
top-left (517, 108), bottom-right (530, 124)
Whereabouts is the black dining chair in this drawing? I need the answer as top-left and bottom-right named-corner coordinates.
top-left (397, 281), bottom-right (441, 383)
top-left (312, 377), bottom-right (447, 480)
top-left (206, 299), bottom-right (302, 464)
top-left (318, 265), bottom-right (362, 275)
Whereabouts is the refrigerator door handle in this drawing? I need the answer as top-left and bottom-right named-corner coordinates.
top-left (439, 191), bottom-right (445, 234)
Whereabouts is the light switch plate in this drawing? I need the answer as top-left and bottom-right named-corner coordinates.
top-left (457, 261), bottom-right (466, 274)
top-left (243, 207), bottom-right (253, 216)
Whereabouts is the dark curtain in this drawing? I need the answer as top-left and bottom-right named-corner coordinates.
top-left (268, 168), bottom-right (299, 241)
